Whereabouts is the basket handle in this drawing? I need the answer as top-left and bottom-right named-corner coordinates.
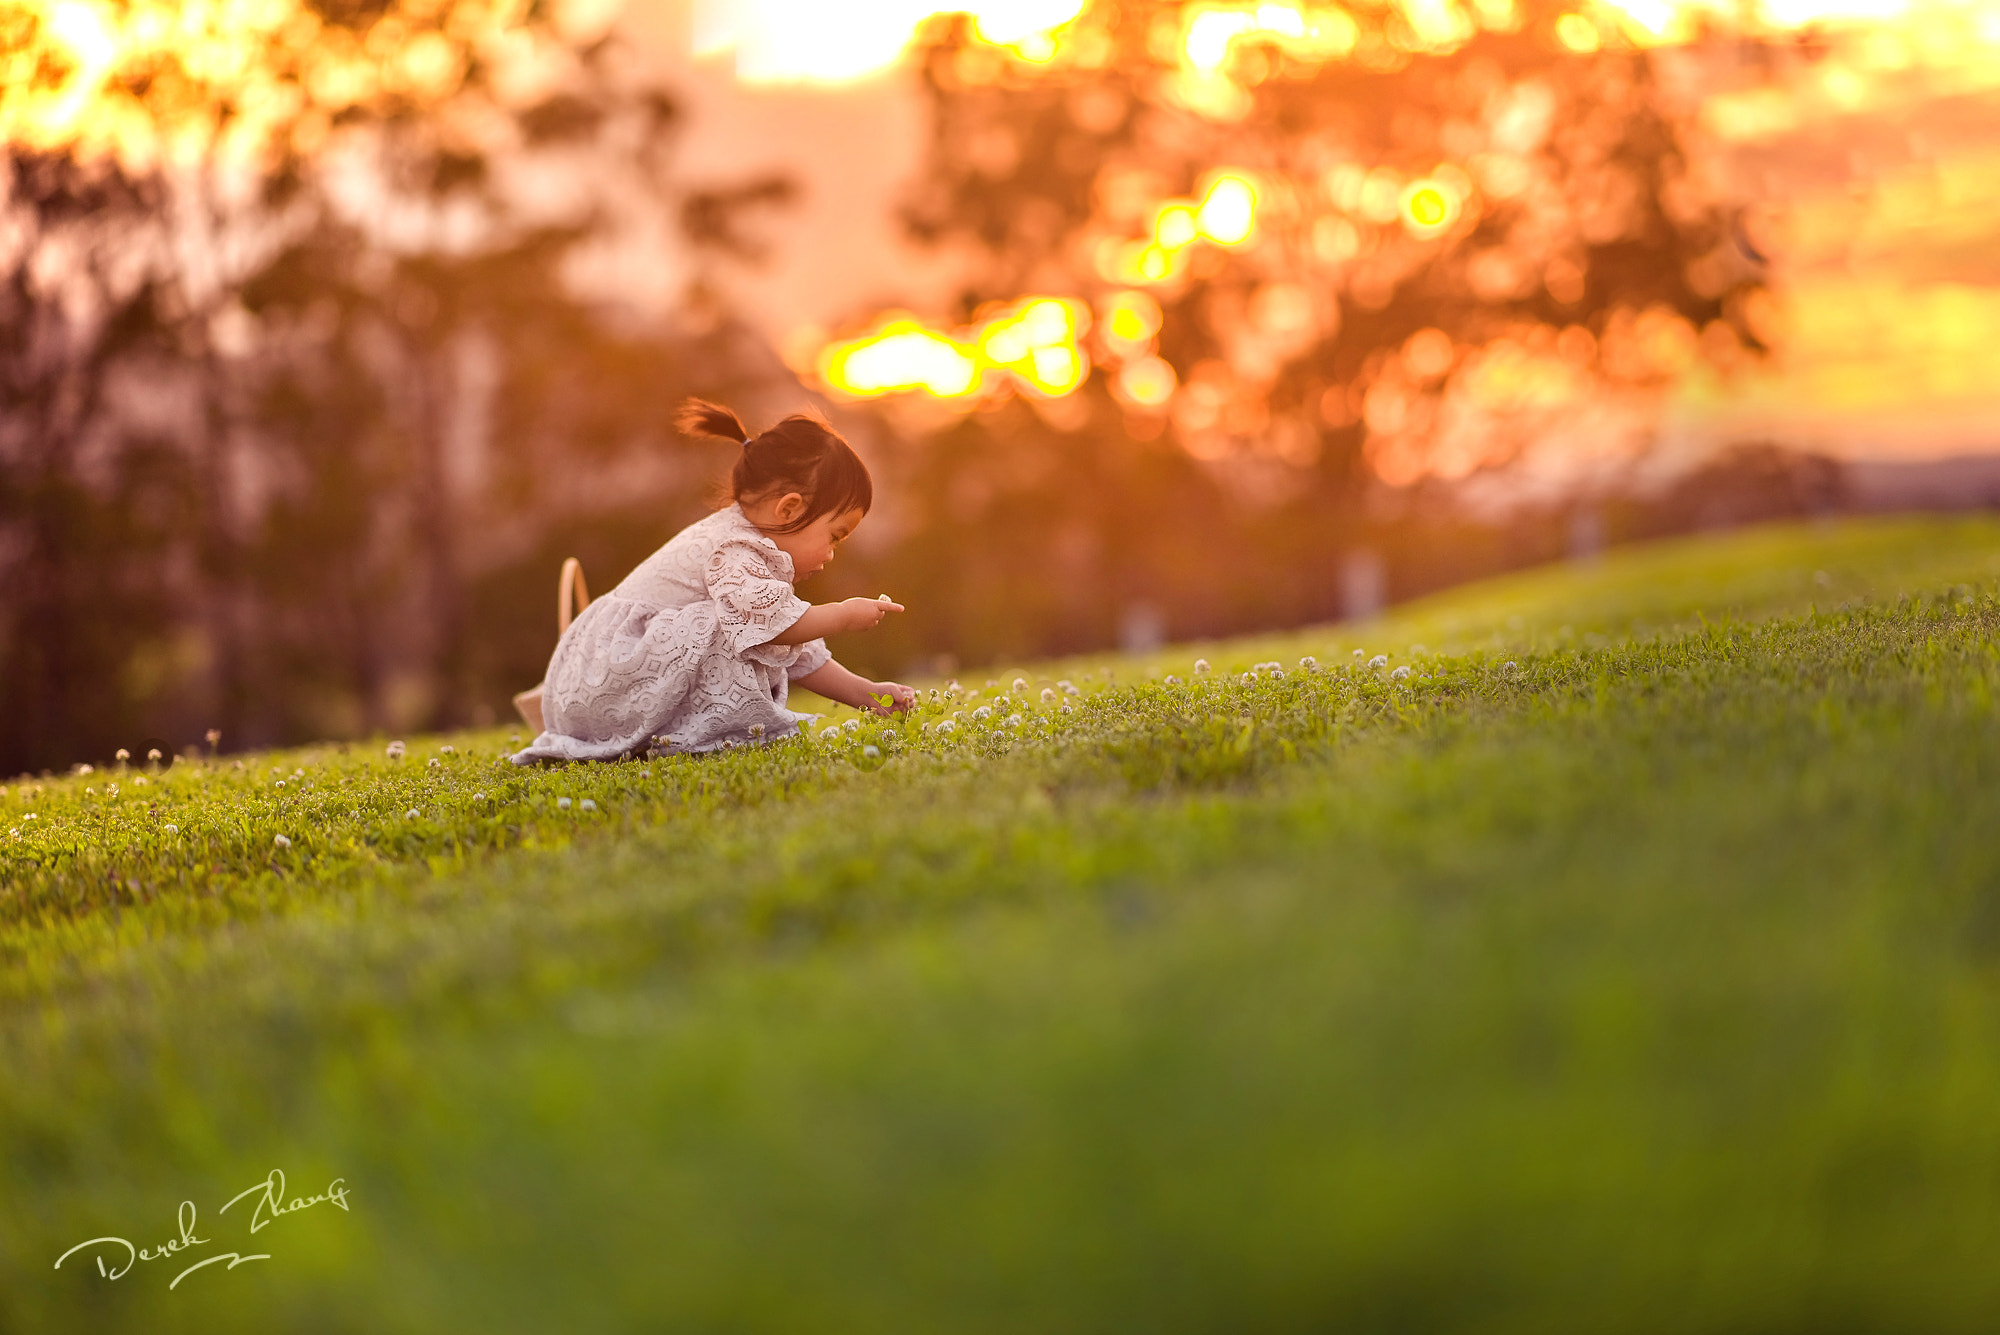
top-left (558, 557), bottom-right (591, 634)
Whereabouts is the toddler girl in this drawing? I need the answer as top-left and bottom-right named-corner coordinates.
top-left (511, 399), bottom-right (914, 765)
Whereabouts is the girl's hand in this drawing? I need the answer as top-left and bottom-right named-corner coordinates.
top-left (863, 682), bottom-right (916, 715)
top-left (839, 595), bottom-right (904, 633)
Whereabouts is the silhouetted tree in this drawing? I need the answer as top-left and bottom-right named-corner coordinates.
top-left (823, 0), bottom-right (1774, 672)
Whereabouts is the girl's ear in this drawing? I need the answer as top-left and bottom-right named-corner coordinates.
top-left (775, 492), bottom-right (807, 524)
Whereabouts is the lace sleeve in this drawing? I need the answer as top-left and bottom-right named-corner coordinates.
top-left (704, 537), bottom-right (810, 655)
top-left (787, 639), bottom-right (831, 679)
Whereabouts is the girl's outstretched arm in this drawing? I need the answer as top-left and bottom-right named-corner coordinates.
top-left (769, 597), bottom-right (903, 645)
top-left (793, 660), bottom-right (915, 715)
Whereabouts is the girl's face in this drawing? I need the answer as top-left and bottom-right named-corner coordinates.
top-left (747, 494), bottom-right (865, 579)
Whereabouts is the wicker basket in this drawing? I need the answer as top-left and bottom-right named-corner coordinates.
top-left (510, 557), bottom-right (590, 734)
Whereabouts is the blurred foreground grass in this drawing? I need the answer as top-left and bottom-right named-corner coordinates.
top-left (7, 515), bottom-right (2000, 1333)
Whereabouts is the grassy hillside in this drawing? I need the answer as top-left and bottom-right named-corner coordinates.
top-left (7, 515), bottom-right (2000, 1333)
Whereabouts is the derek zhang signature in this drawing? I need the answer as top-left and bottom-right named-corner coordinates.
top-left (54, 1169), bottom-right (351, 1291)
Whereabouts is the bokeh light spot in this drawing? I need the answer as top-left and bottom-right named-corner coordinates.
top-left (1102, 290), bottom-right (1164, 348)
top-left (1197, 174), bottom-right (1258, 245)
top-left (1156, 203), bottom-right (1200, 250)
top-left (1116, 356), bottom-right (1180, 408)
top-left (1400, 178), bottom-right (1462, 235)
top-left (1554, 13), bottom-right (1603, 50)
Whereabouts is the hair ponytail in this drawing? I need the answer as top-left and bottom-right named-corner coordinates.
top-left (675, 398), bottom-right (749, 445)
top-left (675, 397), bottom-right (873, 535)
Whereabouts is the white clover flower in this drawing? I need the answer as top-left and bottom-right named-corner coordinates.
top-left (1391, 665), bottom-right (1411, 680)
top-left (1060, 680), bottom-right (1079, 695)
top-left (273, 834), bottom-right (292, 849)
top-left (115, 748), bottom-right (130, 762)
top-left (24, 813), bottom-right (36, 821)
top-left (509, 733), bottom-right (521, 744)
top-left (1194, 659), bottom-right (1210, 674)
top-left (748, 723), bottom-right (766, 738)
top-left (275, 780), bottom-right (286, 789)
top-left (1164, 675), bottom-right (1182, 685)
top-left (440, 745), bottom-right (455, 755)
top-left (427, 758), bottom-right (441, 769)
top-left (1502, 661), bottom-right (1519, 673)
top-left (1041, 687), bottom-right (1057, 704)
top-left (639, 769), bottom-right (652, 778)
top-left (937, 719), bottom-right (956, 734)
top-left (1352, 649), bottom-right (1365, 659)
top-left (1368, 655), bottom-right (1388, 669)
top-left (972, 705), bottom-right (992, 720)
top-left (406, 808), bottom-right (420, 819)
top-left (1012, 677), bottom-right (1027, 692)
top-left (580, 798), bottom-right (598, 812)
top-left (557, 797), bottom-right (572, 810)
top-left (163, 824), bottom-right (178, 834)
top-left (387, 741), bottom-right (405, 759)
top-left (147, 748), bottom-right (162, 762)
top-left (843, 718), bottom-right (861, 732)
top-left (473, 792), bottom-right (486, 801)
top-left (862, 744), bottom-right (882, 759)
top-left (1299, 656), bottom-right (1318, 671)
top-left (1059, 702), bottom-right (1072, 714)
top-left (75, 764), bottom-right (93, 776)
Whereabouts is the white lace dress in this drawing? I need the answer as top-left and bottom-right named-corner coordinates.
top-left (510, 505), bottom-right (831, 764)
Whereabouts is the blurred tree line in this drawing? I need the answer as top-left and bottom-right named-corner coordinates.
top-left (0, 0), bottom-right (803, 774)
top-left (2, 0), bottom-right (1798, 772)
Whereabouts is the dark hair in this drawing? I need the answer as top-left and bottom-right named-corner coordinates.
top-left (675, 398), bottom-right (872, 535)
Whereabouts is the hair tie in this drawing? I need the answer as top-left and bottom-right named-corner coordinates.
top-left (742, 437), bottom-right (753, 447)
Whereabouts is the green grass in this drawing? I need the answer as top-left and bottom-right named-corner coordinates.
top-left (8, 514), bottom-right (2000, 1333)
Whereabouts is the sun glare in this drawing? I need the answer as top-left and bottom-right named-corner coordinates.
top-left (1180, 3), bottom-right (1359, 75)
top-left (821, 321), bottom-right (980, 398)
top-left (820, 297), bottom-right (1089, 401)
top-left (695, 0), bottom-right (1086, 84)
